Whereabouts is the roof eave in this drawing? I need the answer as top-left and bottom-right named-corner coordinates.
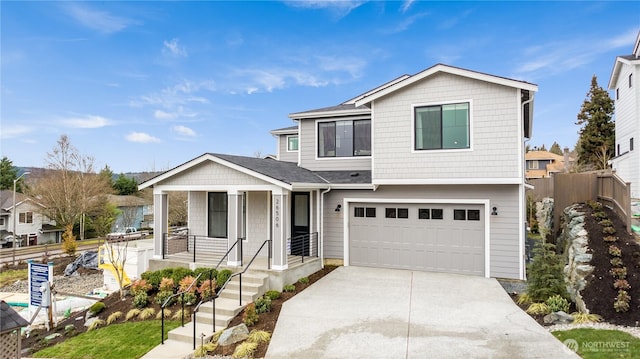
top-left (288, 108), bottom-right (371, 120)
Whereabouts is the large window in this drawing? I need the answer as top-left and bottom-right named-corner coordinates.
top-left (318, 119), bottom-right (371, 157)
top-left (287, 135), bottom-right (299, 151)
top-left (415, 103), bottom-right (469, 150)
top-left (208, 192), bottom-right (227, 238)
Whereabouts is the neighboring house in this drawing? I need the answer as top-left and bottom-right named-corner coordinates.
top-left (106, 194), bottom-right (152, 231)
top-left (140, 64), bottom-right (537, 280)
top-left (525, 150), bottom-right (573, 179)
top-left (0, 190), bottom-right (62, 247)
top-left (609, 31), bottom-right (640, 198)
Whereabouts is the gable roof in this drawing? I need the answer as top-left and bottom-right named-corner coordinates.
top-left (525, 150), bottom-right (565, 161)
top-left (608, 30), bottom-right (640, 89)
top-left (138, 153), bottom-right (374, 191)
top-left (288, 103), bottom-right (371, 120)
top-left (269, 125), bottom-right (299, 135)
top-left (354, 63), bottom-right (538, 107)
top-left (0, 190), bottom-right (43, 211)
top-left (0, 300), bottom-right (29, 333)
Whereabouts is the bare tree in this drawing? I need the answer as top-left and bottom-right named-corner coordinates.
top-left (102, 238), bottom-right (129, 298)
top-left (28, 135), bottom-right (112, 236)
top-left (593, 144), bottom-right (613, 170)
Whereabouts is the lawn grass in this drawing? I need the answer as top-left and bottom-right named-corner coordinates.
top-left (32, 320), bottom-right (182, 359)
top-left (552, 328), bottom-right (640, 359)
top-left (0, 268), bottom-right (28, 287)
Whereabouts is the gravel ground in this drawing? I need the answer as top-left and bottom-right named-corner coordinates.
top-left (548, 322), bottom-right (640, 339)
top-left (0, 271), bottom-right (105, 296)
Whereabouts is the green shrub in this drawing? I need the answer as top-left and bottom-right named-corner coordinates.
top-left (89, 302), bottom-right (106, 315)
top-left (545, 294), bottom-right (570, 313)
top-left (526, 302), bottom-right (551, 315)
top-left (106, 311), bottom-right (122, 325)
top-left (216, 269), bottom-right (233, 288)
top-left (131, 279), bottom-right (152, 295)
top-left (610, 267), bottom-right (627, 279)
top-left (571, 312), bottom-right (602, 324)
top-left (516, 293), bottom-right (533, 306)
top-left (141, 270), bottom-right (164, 289)
top-left (298, 277), bottom-right (310, 284)
top-left (171, 267), bottom-right (195, 284)
top-left (592, 211), bottom-right (607, 221)
top-left (193, 268), bottom-right (217, 284)
top-left (247, 329), bottom-right (271, 344)
top-left (133, 291), bottom-right (148, 309)
top-left (610, 257), bottom-right (624, 267)
top-left (265, 290), bottom-right (281, 301)
top-left (614, 290), bottom-right (631, 312)
top-left (233, 342), bottom-right (257, 359)
top-left (586, 201), bottom-right (603, 210)
top-left (177, 292), bottom-right (197, 306)
top-left (608, 245), bottom-right (622, 257)
top-left (87, 319), bottom-right (105, 331)
top-left (613, 279), bottom-right (630, 290)
top-left (255, 296), bottom-right (272, 314)
top-left (603, 226), bottom-right (617, 235)
top-left (526, 242), bottom-right (569, 302)
top-left (603, 236), bottom-right (618, 243)
top-left (156, 290), bottom-right (175, 306)
top-left (283, 284), bottom-right (295, 292)
top-left (243, 303), bottom-right (258, 326)
top-left (598, 219), bottom-right (613, 227)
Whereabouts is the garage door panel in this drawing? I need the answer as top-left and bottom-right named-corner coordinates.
top-left (350, 202), bottom-right (484, 276)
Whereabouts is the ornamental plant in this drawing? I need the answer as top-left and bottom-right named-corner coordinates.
top-left (131, 279), bottom-right (152, 295)
top-left (592, 211), bottom-right (607, 221)
top-left (198, 279), bottom-right (216, 299)
top-left (614, 290), bottom-right (631, 312)
top-left (608, 245), bottom-right (622, 257)
top-left (603, 236), bottom-right (618, 243)
top-left (603, 226), bottom-right (617, 235)
top-left (545, 294), bottom-right (570, 313)
top-left (610, 257), bottom-right (624, 267)
top-left (526, 242), bottom-right (569, 302)
top-left (178, 275), bottom-right (197, 305)
top-left (243, 303), bottom-right (258, 326)
top-left (610, 267), bottom-right (628, 280)
top-left (613, 279), bottom-right (631, 290)
top-left (598, 219), bottom-right (613, 227)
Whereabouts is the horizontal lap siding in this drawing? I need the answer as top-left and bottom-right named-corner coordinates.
top-left (161, 161), bottom-right (270, 186)
top-left (373, 73), bottom-right (521, 180)
top-left (277, 135), bottom-right (298, 163)
top-left (322, 185), bottom-right (521, 279)
top-left (298, 118), bottom-right (372, 171)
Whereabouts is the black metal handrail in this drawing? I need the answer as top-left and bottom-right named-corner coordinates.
top-left (160, 237), bottom-right (243, 345)
top-left (288, 232), bottom-right (318, 263)
top-left (189, 238), bottom-right (271, 349)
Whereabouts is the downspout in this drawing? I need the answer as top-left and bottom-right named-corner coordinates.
top-left (319, 186), bottom-right (332, 269)
top-left (520, 91), bottom-right (535, 281)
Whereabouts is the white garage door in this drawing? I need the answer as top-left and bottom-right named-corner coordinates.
top-left (349, 203), bottom-right (485, 276)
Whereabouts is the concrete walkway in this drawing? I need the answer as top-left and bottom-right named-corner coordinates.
top-left (266, 266), bottom-right (579, 359)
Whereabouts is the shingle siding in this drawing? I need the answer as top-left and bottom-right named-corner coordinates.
top-left (161, 161), bottom-right (272, 187)
top-left (277, 135), bottom-right (298, 163)
top-left (373, 73), bottom-right (521, 181)
top-left (246, 191), bottom-right (269, 257)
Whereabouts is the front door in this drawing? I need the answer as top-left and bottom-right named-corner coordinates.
top-left (291, 192), bottom-right (310, 255)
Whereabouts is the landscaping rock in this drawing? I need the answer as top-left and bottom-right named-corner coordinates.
top-left (217, 323), bottom-right (249, 346)
top-left (64, 324), bottom-right (75, 332)
top-left (44, 332), bottom-right (62, 342)
top-left (560, 204), bottom-right (594, 314)
top-left (543, 311), bottom-right (574, 325)
top-left (84, 316), bottom-right (99, 328)
top-left (535, 198), bottom-right (554, 237)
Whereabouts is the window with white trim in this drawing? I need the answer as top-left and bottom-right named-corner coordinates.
top-left (287, 135), bottom-right (299, 151)
top-left (527, 160), bottom-right (539, 170)
top-left (19, 211), bottom-right (33, 224)
top-left (208, 192), bottom-right (227, 238)
top-left (318, 119), bottom-right (371, 157)
top-left (415, 102), bottom-right (469, 150)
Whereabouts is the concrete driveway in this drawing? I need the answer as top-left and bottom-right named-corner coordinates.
top-left (266, 266), bottom-right (578, 359)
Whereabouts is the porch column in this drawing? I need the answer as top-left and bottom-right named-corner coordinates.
top-left (226, 192), bottom-right (244, 266)
top-left (153, 192), bottom-right (168, 259)
top-left (271, 191), bottom-right (289, 270)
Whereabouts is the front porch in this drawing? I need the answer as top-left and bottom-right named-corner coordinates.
top-left (147, 232), bottom-right (322, 291)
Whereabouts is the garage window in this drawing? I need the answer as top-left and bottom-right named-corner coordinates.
top-left (454, 209), bottom-right (466, 220)
top-left (385, 208), bottom-right (396, 218)
top-left (431, 209), bottom-right (444, 220)
top-left (418, 208), bottom-right (430, 219)
top-left (355, 207), bottom-right (377, 218)
top-left (366, 207), bottom-right (376, 218)
top-left (398, 208), bottom-right (409, 218)
top-left (468, 210), bottom-right (481, 221)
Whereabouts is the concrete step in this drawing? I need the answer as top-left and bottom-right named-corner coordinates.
top-left (168, 320), bottom-right (225, 344)
top-left (228, 271), bottom-right (269, 285)
top-left (140, 339), bottom-right (194, 359)
top-left (225, 279), bottom-right (263, 292)
top-left (197, 297), bottom-right (246, 317)
top-left (218, 288), bottom-right (260, 302)
top-left (195, 311), bottom-right (234, 328)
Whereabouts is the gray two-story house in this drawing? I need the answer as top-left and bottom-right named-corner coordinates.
top-left (140, 64), bottom-right (537, 282)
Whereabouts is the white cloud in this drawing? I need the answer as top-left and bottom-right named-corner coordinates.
top-left (154, 110), bottom-right (177, 120)
top-left (163, 38), bottom-right (188, 58)
top-left (60, 115), bottom-right (112, 128)
top-left (126, 132), bottom-right (161, 143)
top-left (131, 80), bottom-right (215, 109)
top-left (401, 0), bottom-right (415, 13)
top-left (284, 0), bottom-right (366, 18)
top-left (513, 30), bottom-right (637, 80)
top-left (173, 125), bottom-right (196, 137)
top-left (0, 125), bottom-right (34, 139)
top-left (63, 3), bottom-right (135, 34)
top-left (383, 12), bottom-right (429, 34)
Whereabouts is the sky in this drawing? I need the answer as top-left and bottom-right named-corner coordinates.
top-left (1, 1), bottom-right (639, 174)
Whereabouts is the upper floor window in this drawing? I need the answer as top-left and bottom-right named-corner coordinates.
top-left (631, 138), bottom-right (634, 152)
top-left (527, 160), bottom-right (539, 170)
top-left (287, 135), bottom-right (299, 151)
top-left (19, 211), bottom-right (33, 224)
top-left (630, 73), bottom-right (633, 88)
top-left (0, 218), bottom-right (4, 226)
top-left (415, 102), bottom-right (469, 150)
top-left (318, 119), bottom-right (371, 157)
top-left (616, 88), bottom-right (619, 99)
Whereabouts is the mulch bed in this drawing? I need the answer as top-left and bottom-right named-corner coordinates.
top-left (18, 262), bottom-right (338, 357)
top-left (580, 204), bottom-right (640, 326)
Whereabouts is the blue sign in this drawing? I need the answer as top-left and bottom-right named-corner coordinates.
top-left (29, 262), bottom-right (52, 307)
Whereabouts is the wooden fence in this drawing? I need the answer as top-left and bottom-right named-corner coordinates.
top-left (549, 171), bottom-right (632, 235)
top-left (527, 178), bottom-right (554, 201)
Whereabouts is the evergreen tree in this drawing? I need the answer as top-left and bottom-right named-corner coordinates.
top-left (538, 144), bottom-right (547, 152)
top-left (549, 142), bottom-right (563, 155)
top-left (113, 173), bottom-right (138, 195)
top-left (526, 242), bottom-right (569, 302)
top-left (576, 75), bottom-right (615, 169)
top-left (0, 157), bottom-right (21, 191)
top-left (99, 165), bottom-right (115, 188)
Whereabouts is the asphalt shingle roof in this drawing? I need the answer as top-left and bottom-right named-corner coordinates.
top-left (1, 300), bottom-right (29, 333)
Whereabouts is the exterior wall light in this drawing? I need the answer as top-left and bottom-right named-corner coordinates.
top-left (335, 204), bottom-right (342, 212)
